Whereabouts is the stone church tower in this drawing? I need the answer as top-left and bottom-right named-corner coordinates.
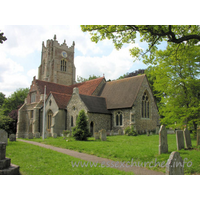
top-left (38, 35), bottom-right (76, 85)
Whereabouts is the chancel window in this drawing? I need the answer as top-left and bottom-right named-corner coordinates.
top-left (116, 111), bottom-right (123, 126)
top-left (142, 91), bottom-right (149, 118)
top-left (31, 92), bottom-right (36, 103)
top-left (60, 59), bottom-right (67, 72)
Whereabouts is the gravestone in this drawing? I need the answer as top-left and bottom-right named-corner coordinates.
top-left (9, 134), bottom-right (16, 142)
top-left (197, 128), bottom-right (200, 146)
top-left (166, 151), bottom-right (184, 175)
top-left (17, 132), bottom-right (23, 138)
top-left (159, 125), bottom-right (168, 154)
top-left (99, 129), bottom-right (106, 141)
top-left (34, 132), bottom-right (40, 138)
top-left (176, 130), bottom-right (185, 150)
top-left (0, 142), bottom-right (20, 175)
top-left (183, 128), bottom-right (192, 149)
top-left (28, 133), bottom-right (33, 139)
top-left (110, 130), bottom-right (114, 136)
top-left (94, 132), bottom-right (99, 140)
top-left (118, 129), bottom-right (123, 135)
top-left (53, 133), bottom-right (57, 138)
top-left (24, 133), bottom-right (28, 139)
top-left (0, 129), bottom-right (8, 145)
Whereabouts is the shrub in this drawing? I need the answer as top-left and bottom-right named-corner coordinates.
top-left (72, 110), bottom-right (90, 141)
top-left (63, 130), bottom-right (71, 139)
top-left (125, 126), bottom-right (137, 136)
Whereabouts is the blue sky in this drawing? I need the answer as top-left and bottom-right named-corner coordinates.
top-left (0, 25), bottom-right (149, 97)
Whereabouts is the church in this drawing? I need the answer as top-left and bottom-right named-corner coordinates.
top-left (16, 35), bottom-right (160, 138)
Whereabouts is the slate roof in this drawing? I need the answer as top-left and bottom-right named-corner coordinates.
top-left (35, 77), bottom-right (104, 96)
top-left (79, 94), bottom-right (111, 114)
top-left (100, 74), bottom-right (146, 109)
top-left (51, 92), bottom-right (72, 109)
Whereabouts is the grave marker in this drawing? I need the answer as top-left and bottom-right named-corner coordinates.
top-left (176, 130), bottom-right (184, 150)
top-left (183, 128), bottom-right (192, 149)
top-left (159, 125), bottom-right (168, 154)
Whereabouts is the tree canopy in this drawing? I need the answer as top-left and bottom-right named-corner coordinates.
top-left (0, 31), bottom-right (7, 44)
top-left (76, 74), bottom-right (100, 83)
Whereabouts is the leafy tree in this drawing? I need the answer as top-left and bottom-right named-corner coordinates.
top-left (0, 31), bottom-right (7, 44)
top-left (81, 25), bottom-right (200, 62)
top-left (0, 92), bottom-right (5, 107)
top-left (147, 43), bottom-right (200, 134)
top-left (72, 110), bottom-right (90, 141)
top-left (77, 74), bottom-right (100, 83)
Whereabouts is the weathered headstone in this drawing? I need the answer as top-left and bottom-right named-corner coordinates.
top-left (176, 130), bottom-right (185, 150)
top-left (9, 134), bottom-right (16, 142)
top-left (0, 142), bottom-right (20, 175)
top-left (166, 151), bottom-right (184, 175)
top-left (94, 132), bottom-right (99, 140)
top-left (159, 125), bottom-right (168, 154)
top-left (53, 133), bottom-right (57, 138)
top-left (34, 132), bottom-right (40, 138)
top-left (183, 128), bottom-right (192, 149)
top-left (99, 129), bottom-right (106, 141)
top-left (110, 130), bottom-right (114, 136)
top-left (28, 133), bottom-right (33, 139)
top-left (0, 129), bottom-right (8, 145)
top-left (197, 128), bottom-right (200, 146)
top-left (118, 129), bottom-right (123, 135)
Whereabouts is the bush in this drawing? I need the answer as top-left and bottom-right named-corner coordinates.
top-left (125, 126), bottom-right (137, 136)
top-left (72, 110), bottom-right (90, 141)
top-left (63, 130), bottom-right (71, 139)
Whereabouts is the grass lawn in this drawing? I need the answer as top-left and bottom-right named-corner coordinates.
top-left (6, 141), bottom-right (134, 175)
top-left (22, 134), bottom-right (200, 175)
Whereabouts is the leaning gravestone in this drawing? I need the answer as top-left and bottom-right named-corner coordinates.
top-left (166, 151), bottom-right (184, 175)
top-left (183, 128), bottom-right (192, 149)
top-left (94, 132), bottom-right (99, 140)
top-left (9, 134), bottom-right (16, 142)
top-left (159, 125), bottom-right (168, 154)
top-left (176, 130), bottom-right (185, 150)
top-left (197, 128), bottom-right (200, 146)
top-left (99, 129), bottom-right (106, 141)
top-left (0, 129), bottom-right (8, 145)
top-left (0, 142), bottom-right (20, 175)
top-left (118, 129), bottom-right (123, 135)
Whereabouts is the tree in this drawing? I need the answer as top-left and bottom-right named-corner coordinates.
top-left (0, 92), bottom-right (5, 107)
top-left (76, 74), bottom-right (100, 83)
top-left (0, 32), bottom-right (7, 44)
top-left (81, 25), bottom-right (200, 62)
top-left (147, 43), bottom-right (200, 134)
top-left (72, 110), bottom-right (90, 141)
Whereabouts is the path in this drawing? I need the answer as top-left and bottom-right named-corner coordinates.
top-left (18, 139), bottom-right (164, 175)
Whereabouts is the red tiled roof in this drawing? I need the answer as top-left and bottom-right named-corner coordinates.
top-left (35, 77), bottom-right (104, 96)
top-left (50, 92), bottom-right (72, 109)
top-left (100, 74), bottom-right (146, 109)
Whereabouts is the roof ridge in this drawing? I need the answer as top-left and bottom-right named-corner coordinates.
top-left (36, 79), bottom-right (71, 87)
top-left (79, 94), bottom-right (106, 99)
top-left (108, 74), bottom-right (146, 83)
top-left (50, 91), bottom-right (72, 96)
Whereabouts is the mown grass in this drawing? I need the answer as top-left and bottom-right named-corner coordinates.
top-left (23, 134), bottom-right (200, 174)
top-left (6, 141), bottom-right (134, 175)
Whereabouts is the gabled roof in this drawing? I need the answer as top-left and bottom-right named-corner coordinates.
top-left (79, 94), bottom-right (111, 114)
top-left (35, 77), bottom-right (105, 96)
top-left (50, 92), bottom-right (72, 109)
top-left (100, 74), bottom-right (146, 109)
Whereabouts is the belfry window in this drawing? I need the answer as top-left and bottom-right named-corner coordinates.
top-left (142, 91), bottom-right (149, 118)
top-left (60, 59), bottom-right (67, 72)
top-left (116, 111), bottom-right (123, 126)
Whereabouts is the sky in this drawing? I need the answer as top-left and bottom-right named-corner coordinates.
top-left (0, 25), bottom-right (148, 97)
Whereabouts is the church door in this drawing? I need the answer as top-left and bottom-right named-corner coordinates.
top-left (90, 121), bottom-right (94, 136)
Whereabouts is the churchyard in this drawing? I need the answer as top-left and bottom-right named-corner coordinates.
top-left (6, 130), bottom-right (199, 175)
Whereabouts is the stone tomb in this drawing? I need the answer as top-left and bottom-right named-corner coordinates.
top-left (0, 129), bottom-right (8, 145)
top-left (183, 128), bottom-right (192, 149)
top-left (159, 125), bottom-right (168, 154)
top-left (166, 151), bottom-right (184, 175)
top-left (176, 130), bottom-right (185, 150)
top-left (9, 134), bottom-right (16, 142)
top-left (0, 142), bottom-right (20, 175)
top-left (94, 132), bottom-right (100, 140)
top-left (197, 128), bottom-right (200, 146)
top-left (99, 129), bottom-right (106, 141)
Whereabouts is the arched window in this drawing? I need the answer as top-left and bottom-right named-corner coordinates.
top-left (116, 111), bottom-right (123, 126)
top-left (71, 116), bottom-right (74, 127)
top-left (142, 91), bottom-right (149, 118)
top-left (47, 110), bottom-right (53, 131)
top-left (60, 59), bottom-right (67, 72)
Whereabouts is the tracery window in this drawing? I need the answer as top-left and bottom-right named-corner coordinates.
top-left (142, 91), bottom-right (149, 118)
top-left (60, 59), bottom-right (67, 72)
top-left (116, 111), bottom-right (123, 126)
